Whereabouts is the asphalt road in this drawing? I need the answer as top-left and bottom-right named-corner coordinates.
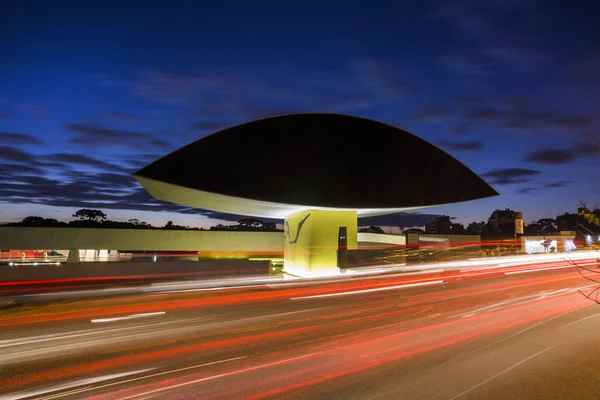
top-left (1, 256), bottom-right (600, 399)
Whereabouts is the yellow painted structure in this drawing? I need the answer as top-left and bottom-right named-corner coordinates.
top-left (283, 210), bottom-right (357, 277)
top-left (0, 227), bottom-right (283, 254)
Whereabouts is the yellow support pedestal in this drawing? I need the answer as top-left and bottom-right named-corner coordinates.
top-left (283, 210), bottom-right (357, 277)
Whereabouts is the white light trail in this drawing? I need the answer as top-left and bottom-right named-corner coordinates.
top-left (0, 369), bottom-right (153, 400)
top-left (36, 357), bottom-right (245, 400)
top-left (91, 312), bottom-right (165, 324)
top-left (504, 261), bottom-right (597, 276)
top-left (291, 280), bottom-right (444, 300)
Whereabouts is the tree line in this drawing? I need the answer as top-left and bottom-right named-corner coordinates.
top-left (2, 209), bottom-right (282, 232)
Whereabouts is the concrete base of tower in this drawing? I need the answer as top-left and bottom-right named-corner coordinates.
top-left (282, 209), bottom-right (357, 277)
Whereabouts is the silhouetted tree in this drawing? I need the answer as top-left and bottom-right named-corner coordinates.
top-left (238, 218), bottom-right (264, 229)
top-left (21, 216), bottom-right (45, 226)
top-left (569, 200), bottom-right (600, 303)
top-left (537, 218), bottom-right (558, 233)
top-left (210, 224), bottom-right (230, 231)
top-left (9, 216), bottom-right (65, 227)
top-left (359, 226), bottom-right (386, 234)
top-left (73, 209), bottom-right (107, 222)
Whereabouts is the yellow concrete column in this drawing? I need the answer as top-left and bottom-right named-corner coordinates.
top-left (283, 210), bottom-right (357, 277)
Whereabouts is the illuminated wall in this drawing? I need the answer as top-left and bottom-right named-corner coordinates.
top-left (0, 227), bottom-right (283, 253)
top-left (283, 210), bottom-right (357, 277)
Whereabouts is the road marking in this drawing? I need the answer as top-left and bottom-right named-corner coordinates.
top-left (0, 369), bottom-right (153, 400)
top-left (448, 341), bottom-right (563, 400)
top-left (36, 357), bottom-right (245, 400)
top-left (564, 311), bottom-right (600, 327)
top-left (463, 306), bottom-right (585, 364)
top-left (118, 352), bottom-right (324, 400)
top-left (290, 280), bottom-right (444, 300)
top-left (91, 312), bottom-right (166, 323)
top-left (449, 286), bottom-right (585, 319)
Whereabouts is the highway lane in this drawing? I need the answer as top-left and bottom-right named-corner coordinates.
top-left (0, 256), bottom-right (599, 399)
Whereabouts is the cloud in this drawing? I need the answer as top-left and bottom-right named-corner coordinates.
top-left (0, 146), bottom-right (34, 163)
top-left (0, 143), bottom-right (439, 227)
top-left (438, 140), bottom-right (483, 151)
top-left (544, 181), bottom-right (569, 188)
top-left (352, 59), bottom-right (406, 100)
top-left (563, 51), bottom-right (600, 88)
top-left (89, 74), bottom-right (125, 88)
top-left (0, 147), bottom-right (258, 224)
top-left (516, 187), bottom-right (537, 194)
top-left (459, 95), bottom-right (592, 134)
top-left (124, 153), bottom-right (163, 168)
top-left (481, 168), bottom-right (541, 185)
top-left (571, 139), bottom-right (600, 156)
top-left (522, 149), bottom-right (576, 165)
top-left (479, 46), bottom-right (554, 73)
top-left (553, 117), bottom-right (594, 129)
top-left (522, 141), bottom-right (600, 165)
top-left (431, 0), bottom-right (552, 76)
top-left (456, 96), bottom-right (485, 104)
top-left (189, 121), bottom-right (234, 131)
top-left (412, 107), bottom-right (450, 123)
top-left (95, 61), bottom-right (406, 122)
top-left (65, 123), bottom-right (169, 149)
top-left (104, 112), bottom-right (137, 123)
top-left (241, 105), bottom-right (306, 121)
top-left (0, 163), bottom-right (44, 177)
top-left (464, 108), bottom-right (503, 120)
top-left (45, 153), bottom-right (122, 170)
top-left (0, 132), bottom-right (44, 145)
top-left (20, 105), bottom-right (52, 120)
top-left (438, 55), bottom-right (486, 76)
top-left (450, 125), bottom-right (470, 135)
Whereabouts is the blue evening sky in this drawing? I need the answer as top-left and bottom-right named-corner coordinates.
top-left (1, 0), bottom-right (599, 228)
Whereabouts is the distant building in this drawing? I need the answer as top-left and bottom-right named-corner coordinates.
top-left (425, 216), bottom-right (466, 235)
top-left (556, 207), bottom-right (600, 242)
top-left (524, 222), bottom-right (541, 236)
top-left (556, 207), bottom-right (589, 231)
top-left (467, 221), bottom-right (486, 235)
top-left (403, 228), bottom-right (425, 234)
top-left (487, 208), bottom-right (524, 237)
top-left (425, 216), bottom-right (452, 234)
top-left (451, 223), bottom-right (466, 234)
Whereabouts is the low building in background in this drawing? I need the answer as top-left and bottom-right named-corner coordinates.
top-left (425, 216), bottom-right (465, 235)
top-left (467, 221), bottom-right (486, 235)
top-left (486, 208), bottom-right (524, 238)
top-left (521, 231), bottom-right (577, 254)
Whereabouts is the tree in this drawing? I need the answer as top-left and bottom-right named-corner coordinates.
top-left (210, 224), bottom-right (230, 231)
top-left (18, 216), bottom-right (63, 227)
top-left (580, 208), bottom-right (600, 227)
top-left (127, 218), bottom-right (141, 226)
top-left (537, 218), bottom-right (558, 233)
top-left (262, 222), bottom-right (276, 231)
top-left (21, 216), bottom-right (45, 226)
top-left (359, 226), bottom-right (386, 234)
top-left (165, 221), bottom-right (174, 228)
top-left (73, 209), bottom-right (107, 222)
top-left (237, 218), bottom-right (264, 229)
top-left (570, 200), bottom-right (600, 303)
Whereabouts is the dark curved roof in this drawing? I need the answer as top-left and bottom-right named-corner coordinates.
top-left (135, 113), bottom-right (497, 211)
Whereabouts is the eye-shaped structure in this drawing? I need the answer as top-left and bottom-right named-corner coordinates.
top-left (134, 113), bottom-right (497, 219)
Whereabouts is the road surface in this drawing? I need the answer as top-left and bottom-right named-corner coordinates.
top-left (1, 256), bottom-right (599, 399)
